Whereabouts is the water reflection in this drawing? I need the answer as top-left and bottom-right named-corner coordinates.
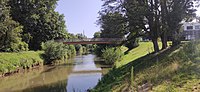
top-left (18, 80), bottom-right (67, 92)
top-left (0, 54), bottom-right (104, 92)
top-left (67, 73), bottom-right (101, 92)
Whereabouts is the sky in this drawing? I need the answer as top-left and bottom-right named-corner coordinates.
top-left (55, 1), bottom-right (200, 38)
top-left (55, 0), bottom-right (103, 38)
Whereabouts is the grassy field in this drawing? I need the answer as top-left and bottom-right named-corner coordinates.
top-left (0, 51), bottom-right (44, 75)
top-left (92, 41), bottom-right (200, 92)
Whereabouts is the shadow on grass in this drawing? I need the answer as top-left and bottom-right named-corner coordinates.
top-left (92, 45), bottom-right (182, 91)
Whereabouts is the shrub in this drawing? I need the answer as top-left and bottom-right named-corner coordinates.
top-left (66, 45), bottom-right (76, 58)
top-left (82, 46), bottom-right (87, 54)
top-left (42, 41), bottom-right (68, 64)
top-left (102, 47), bottom-right (123, 65)
top-left (75, 44), bottom-right (83, 54)
top-left (42, 41), bottom-right (76, 64)
top-left (0, 25), bottom-right (29, 52)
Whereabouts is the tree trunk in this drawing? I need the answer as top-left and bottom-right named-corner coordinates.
top-left (152, 38), bottom-right (159, 53)
top-left (161, 31), bottom-right (168, 50)
top-left (172, 31), bottom-right (181, 46)
top-left (160, 0), bottom-right (168, 50)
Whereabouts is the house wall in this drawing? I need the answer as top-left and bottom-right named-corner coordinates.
top-left (183, 22), bottom-right (200, 40)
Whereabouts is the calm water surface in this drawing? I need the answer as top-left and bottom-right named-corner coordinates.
top-left (0, 54), bottom-right (106, 92)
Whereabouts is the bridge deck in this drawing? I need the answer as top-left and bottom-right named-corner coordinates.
top-left (56, 38), bottom-right (124, 44)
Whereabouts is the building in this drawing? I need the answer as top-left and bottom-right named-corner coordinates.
top-left (183, 22), bottom-right (200, 40)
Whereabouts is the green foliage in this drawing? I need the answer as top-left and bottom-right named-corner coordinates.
top-left (82, 46), bottom-right (88, 54)
top-left (93, 31), bottom-right (101, 38)
top-left (0, 1), bottom-right (28, 52)
top-left (93, 41), bottom-right (200, 91)
top-left (100, 0), bottom-right (197, 52)
top-left (75, 33), bottom-right (87, 39)
top-left (42, 41), bottom-right (67, 64)
top-left (42, 41), bottom-right (76, 64)
top-left (75, 44), bottom-right (83, 54)
top-left (67, 45), bottom-right (76, 58)
top-left (98, 12), bottom-right (127, 38)
top-left (102, 47), bottom-right (123, 65)
top-left (8, 0), bottom-right (68, 50)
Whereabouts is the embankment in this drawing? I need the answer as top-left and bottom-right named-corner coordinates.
top-left (0, 51), bottom-right (43, 77)
top-left (92, 41), bottom-right (200, 92)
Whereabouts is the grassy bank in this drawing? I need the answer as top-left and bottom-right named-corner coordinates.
top-left (92, 41), bottom-right (200, 92)
top-left (0, 51), bottom-right (44, 76)
top-left (116, 42), bottom-right (162, 67)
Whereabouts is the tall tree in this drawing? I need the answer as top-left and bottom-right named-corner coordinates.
top-left (101, 0), bottom-right (161, 52)
top-left (8, 0), bottom-right (68, 50)
top-left (101, 0), bottom-right (197, 52)
top-left (98, 12), bottom-right (127, 38)
top-left (93, 31), bottom-right (101, 38)
top-left (165, 0), bottom-right (196, 46)
top-left (0, 0), bottom-right (28, 52)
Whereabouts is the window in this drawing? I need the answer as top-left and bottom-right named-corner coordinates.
top-left (187, 26), bottom-right (193, 30)
top-left (195, 25), bottom-right (200, 29)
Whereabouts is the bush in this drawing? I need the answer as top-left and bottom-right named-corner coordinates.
top-left (75, 44), bottom-right (83, 54)
top-left (66, 45), bottom-right (76, 58)
top-left (102, 47), bottom-right (123, 65)
top-left (0, 25), bottom-right (29, 52)
top-left (42, 41), bottom-right (76, 64)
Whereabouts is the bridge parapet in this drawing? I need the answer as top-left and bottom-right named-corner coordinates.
top-left (55, 38), bottom-right (125, 44)
top-left (58, 38), bottom-right (124, 42)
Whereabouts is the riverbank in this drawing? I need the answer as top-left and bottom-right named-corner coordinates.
top-left (0, 51), bottom-right (44, 77)
top-left (92, 41), bottom-right (200, 91)
top-left (0, 54), bottom-right (106, 92)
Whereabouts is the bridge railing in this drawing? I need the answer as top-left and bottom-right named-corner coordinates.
top-left (56, 38), bottom-right (125, 42)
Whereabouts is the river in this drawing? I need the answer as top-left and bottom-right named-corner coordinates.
top-left (0, 54), bottom-right (108, 92)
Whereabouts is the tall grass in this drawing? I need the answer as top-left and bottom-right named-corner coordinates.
top-left (0, 51), bottom-right (43, 75)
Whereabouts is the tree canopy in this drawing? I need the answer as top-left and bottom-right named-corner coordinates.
top-left (0, 0), bottom-right (28, 52)
top-left (99, 0), bottom-right (198, 52)
top-left (8, 0), bottom-right (68, 50)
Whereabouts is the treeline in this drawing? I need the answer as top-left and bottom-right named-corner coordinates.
top-left (0, 0), bottom-right (68, 52)
top-left (96, 0), bottom-right (198, 53)
top-left (0, 0), bottom-right (91, 54)
top-left (0, 0), bottom-right (93, 75)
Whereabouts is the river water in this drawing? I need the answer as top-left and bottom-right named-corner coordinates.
top-left (0, 54), bottom-right (107, 92)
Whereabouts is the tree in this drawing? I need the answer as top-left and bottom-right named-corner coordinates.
top-left (93, 31), bottom-right (101, 38)
top-left (76, 33), bottom-right (87, 39)
top-left (8, 0), bottom-right (68, 50)
top-left (101, 0), bottom-right (160, 52)
top-left (165, 0), bottom-right (196, 46)
top-left (101, 0), bottom-right (197, 52)
top-left (0, 0), bottom-right (28, 52)
top-left (98, 12), bottom-right (127, 38)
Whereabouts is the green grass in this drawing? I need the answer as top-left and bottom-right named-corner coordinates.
top-left (117, 42), bottom-right (156, 67)
top-left (116, 41), bottom-right (166, 67)
top-left (0, 51), bottom-right (44, 74)
top-left (92, 41), bottom-right (200, 92)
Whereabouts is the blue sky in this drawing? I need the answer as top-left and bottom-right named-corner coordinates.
top-left (55, 1), bottom-right (200, 38)
top-left (55, 0), bottom-right (103, 38)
